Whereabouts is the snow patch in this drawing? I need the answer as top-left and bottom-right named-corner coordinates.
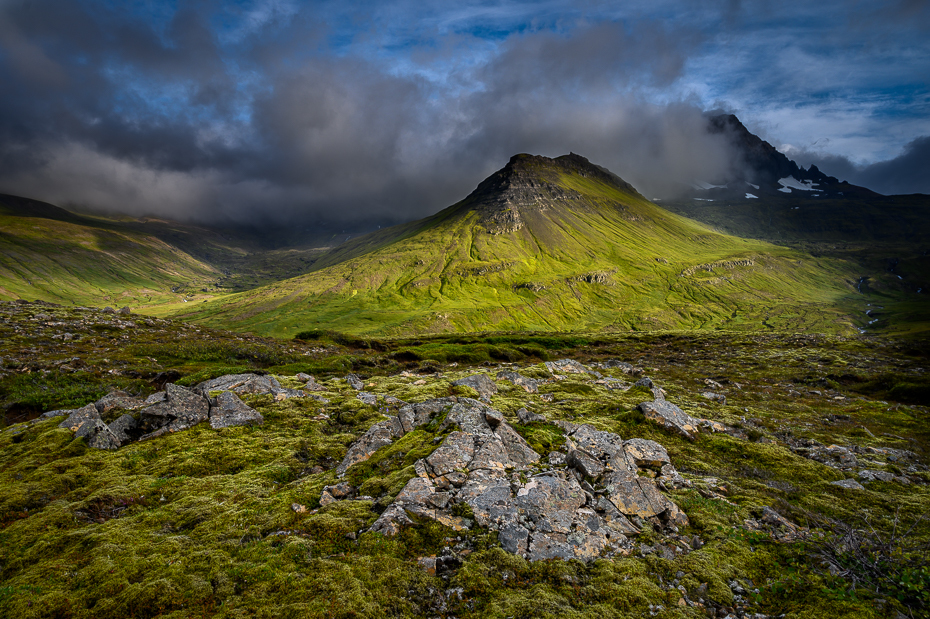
top-left (745, 193), bottom-right (758, 199)
top-left (747, 182), bottom-right (759, 190)
top-left (692, 181), bottom-right (728, 190)
top-left (778, 177), bottom-right (821, 192)
top-left (693, 198), bottom-right (715, 201)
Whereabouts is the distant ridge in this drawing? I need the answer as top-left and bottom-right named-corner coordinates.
top-left (0, 193), bottom-right (87, 223)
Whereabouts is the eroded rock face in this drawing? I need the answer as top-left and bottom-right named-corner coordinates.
top-left (334, 397), bottom-right (688, 561)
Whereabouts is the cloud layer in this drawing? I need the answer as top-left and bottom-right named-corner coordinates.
top-left (0, 0), bottom-right (927, 228)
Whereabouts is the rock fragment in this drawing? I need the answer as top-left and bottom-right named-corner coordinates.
top-left (516, 407), bottom-right (546, 423)
top-left (195, 373), bottom-right (305, 400)
top-left (545, 359), bottom-right (596, 376)
top-left (94, 391), bottom-right (145, 415)
top-left (108, 414), bottom-right (138, 444)
top-left (623, 438), bottom-right (671, 469)
top-left (57, 403), bottom-right (101, 432)
top-left (75, 417), bottom-right (121, 450)
top-left (357, 391), bottom-right (379, 406)
top-left (601, 360), bottom-right (643, 375)
top-left (830, 479), bottom-right (865, 490)
top-left (139, 383), bottom-right (210, 438)
top-left (497, 370), bottom-right (539, 393)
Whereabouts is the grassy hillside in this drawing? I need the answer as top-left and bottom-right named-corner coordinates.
top-left (174, 155), bottom-right (867, 338)
top-left (660, 194), bottom-right (930, 337)
top-left (0, 195), bottom-right (221, 308)
top-left (0, 195), bottom-right (350, 307)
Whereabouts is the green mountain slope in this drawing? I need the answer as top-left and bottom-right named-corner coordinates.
top-left (175, 154), bottom-right (866, 337)
top-left (0, 194), bottom-right (226, 307)
top-left (659, 192), bottom-right (930, 337)
top-left (0, 194), bottom-right (362, 306)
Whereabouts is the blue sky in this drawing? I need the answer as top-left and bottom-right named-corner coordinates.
top-left (0, 0), bottom-right (927, 223)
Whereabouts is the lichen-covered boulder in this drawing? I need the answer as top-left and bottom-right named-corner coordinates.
top-left (57, 403), bottom-right (101, 432)
top-left (451, 374), bottom-right (498, 401)
top-left (139, 383), bottom-right (210, 439)
top-left (195, 373), bottom-right (305, 400)
top-left (623, 438), bottom-right (671, 470)
top-left (210, 391), bottom-right (264, 429)
top-left (638, 400), bottom-right (701, 440)
top-left (545, 359), bottom-right (594, 375)
top-left (94, 391), bottom-right (145, 415)
top-left (109, 414), bottom-right (138, 445)
top-left (75, 417), bottom-right (121, 450)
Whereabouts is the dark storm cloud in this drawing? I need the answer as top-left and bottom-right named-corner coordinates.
top-left (0, 1), bottom-right (727, 224)
top-left (0, 0), bottom-right (927, 226)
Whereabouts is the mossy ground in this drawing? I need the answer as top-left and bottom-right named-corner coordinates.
top-left (1, 303), bottom-right (929, 617)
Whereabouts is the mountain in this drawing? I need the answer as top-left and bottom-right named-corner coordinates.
top-left (699, 114), bottom-right (881, 200)
top-left (175, 153), bottom-right (863, 337)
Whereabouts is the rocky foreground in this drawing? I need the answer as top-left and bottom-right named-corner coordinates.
top-left (21, 353), bottom-right (924, 574)
top-left (1, 301), bottom-right (928, 618)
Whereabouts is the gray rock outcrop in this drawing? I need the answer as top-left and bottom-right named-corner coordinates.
top-left (638, 400), bottom-right (701, 440)
top-left (94, 391), bottom-right (145, 414)
top-left (108, 414), bottom-right (138, 444)
top-left (75, 417), bottom-right (121, 450)
top-left (336, 397), bottom-right (459, 476)
top-left (58, 403), bottom-right (102, 432)
top-left (545, 359), bottom-right (596, 376)
top-left (337, 398), bottom-right (688, 561)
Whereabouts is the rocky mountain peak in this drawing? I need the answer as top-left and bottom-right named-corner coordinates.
top-left (461, 153), bottom-right (644, 234)
top-left (700, 113), bottom-right (879, 199)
